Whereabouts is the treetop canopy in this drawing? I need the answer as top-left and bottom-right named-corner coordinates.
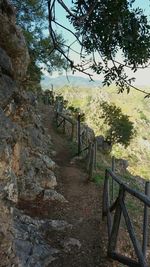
top-left (48, 0), bottom-right (150, 95)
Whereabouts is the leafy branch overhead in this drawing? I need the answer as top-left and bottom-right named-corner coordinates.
top-left (48, 0), bottom-right (150, 95)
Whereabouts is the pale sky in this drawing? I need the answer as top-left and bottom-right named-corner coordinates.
top-left (49, 0), bottom-right (150, 86)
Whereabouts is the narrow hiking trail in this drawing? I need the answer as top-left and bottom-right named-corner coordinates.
top-left (19, 105), bottom-right (115, 267)
top-left (43, 106), bottom-right (115, 267)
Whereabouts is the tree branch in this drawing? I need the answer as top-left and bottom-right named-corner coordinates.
top-left (51, 19), bottom-right (82, 45)
top-left (47, 0), bottom-right (93, 79)
top-left (111, 59), bottom-right (150, 97)
top-left (113, 59), bottom-right (150, 70)
top-left (57, 0), bottom-right (98, 22)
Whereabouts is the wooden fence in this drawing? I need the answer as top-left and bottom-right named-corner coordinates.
top-left (102, 167), bottom-right (150, 267)
top-left (54, 100), bottom-right (97, 179)
top-left (55, 111), bottom-right (76, 141)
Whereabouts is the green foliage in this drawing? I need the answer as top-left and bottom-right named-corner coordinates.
top-left (11, 0), bottom-right (67, 88)
top-left (93, 174), bottom-right (104, 185)
top-left (67, 105), bottom-right (85, 121)
top-left (100, 101), bottom-right (136, 147)
top-left (68, 106), bottom-right (80, 115)
top-left (61, 0), bottom-right (150, 92)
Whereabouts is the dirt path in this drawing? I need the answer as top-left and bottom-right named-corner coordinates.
top-left (42, 106), bottom-right (114, 267)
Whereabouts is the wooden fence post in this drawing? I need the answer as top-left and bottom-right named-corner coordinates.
top-left (112, 156), bottom-right (115, 172)
top-left (89, 142), bottom-right (95, 180)
top-left (87, 143), bottom-right (92, 172)
top-left (102, 169), bottom-right (109, 218)
top-left (86, 129), bottom-right (88, 157)
top-left (142, 181), bottom-right (150, 258)
top-left (108, 186), bottom-right (124, 254)
top-left (77, 113), bottom-right (81, 155)
top-left (63, 118), bottom-right (65, 133)
top-left (71, 123), bottom-right (74, 141)
top-left (56, 112), bottom-right (58, 126)
top-left (102, 169), bottom-right (112, 237)
top-left (94, 139), bottom-right (97, 171)
top-left (111, 156), bottom-right (115, 203)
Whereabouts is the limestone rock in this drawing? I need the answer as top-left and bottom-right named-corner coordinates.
top-left (0, 204), bottom-right (19, 266)
top-left (47, 220), bottom-right (72, 231)
top-left (44, 189), bottom-right (68, 203)
top-left (0, 0), bottom-right (30, 81)
top-left (0, 75), bottom-right (17, 108)
top-left (22, 91), bottom-right (37, 106)
top-left (0, 108), bottom-right (21, 142)
top-left (0, 47), bottom-right (13, 76)
top-left (40, 154), bottom-right (56, 171)
top-left (41, 171), bottom-right (57, 189)
top-left (25, 126), bottom-right (52, 153)
top-left (4, 171), bottom-right (18, 203)
top-left (14, 239), bottom-right (32, 265)
top-left (12, 209), bottom-right (62, 266)
top-left (20, 184), bottom-right (44, 201)
top-left (62, 238), bottom-right (81, 252)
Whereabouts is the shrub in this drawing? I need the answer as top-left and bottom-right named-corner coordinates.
top-left (100, 101), bottom-right (135, 147)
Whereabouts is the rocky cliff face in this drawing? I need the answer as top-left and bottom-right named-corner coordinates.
top-left (0, 1), bottom-right (66, 266)
top-left (0, 0), bottom-right (29, 81)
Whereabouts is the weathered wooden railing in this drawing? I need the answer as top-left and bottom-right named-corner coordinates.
top-left (55, 111), bottom-right (76, 141)
top-left (55, 111), bottom-right (97, 178)
top-left (54, 104), bottom-right (97, 179)
top-left (102, 168), bottom-right (150, 267)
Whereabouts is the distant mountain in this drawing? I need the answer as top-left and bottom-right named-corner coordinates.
top-left (41, 75), bottom-right (102, 90)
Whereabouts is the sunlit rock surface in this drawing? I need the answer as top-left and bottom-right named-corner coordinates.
top-left (0, 1), bottom-right (67, 266)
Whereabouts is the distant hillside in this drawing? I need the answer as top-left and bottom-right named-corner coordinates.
top-left (41, 75), bottom-right (102, 89)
